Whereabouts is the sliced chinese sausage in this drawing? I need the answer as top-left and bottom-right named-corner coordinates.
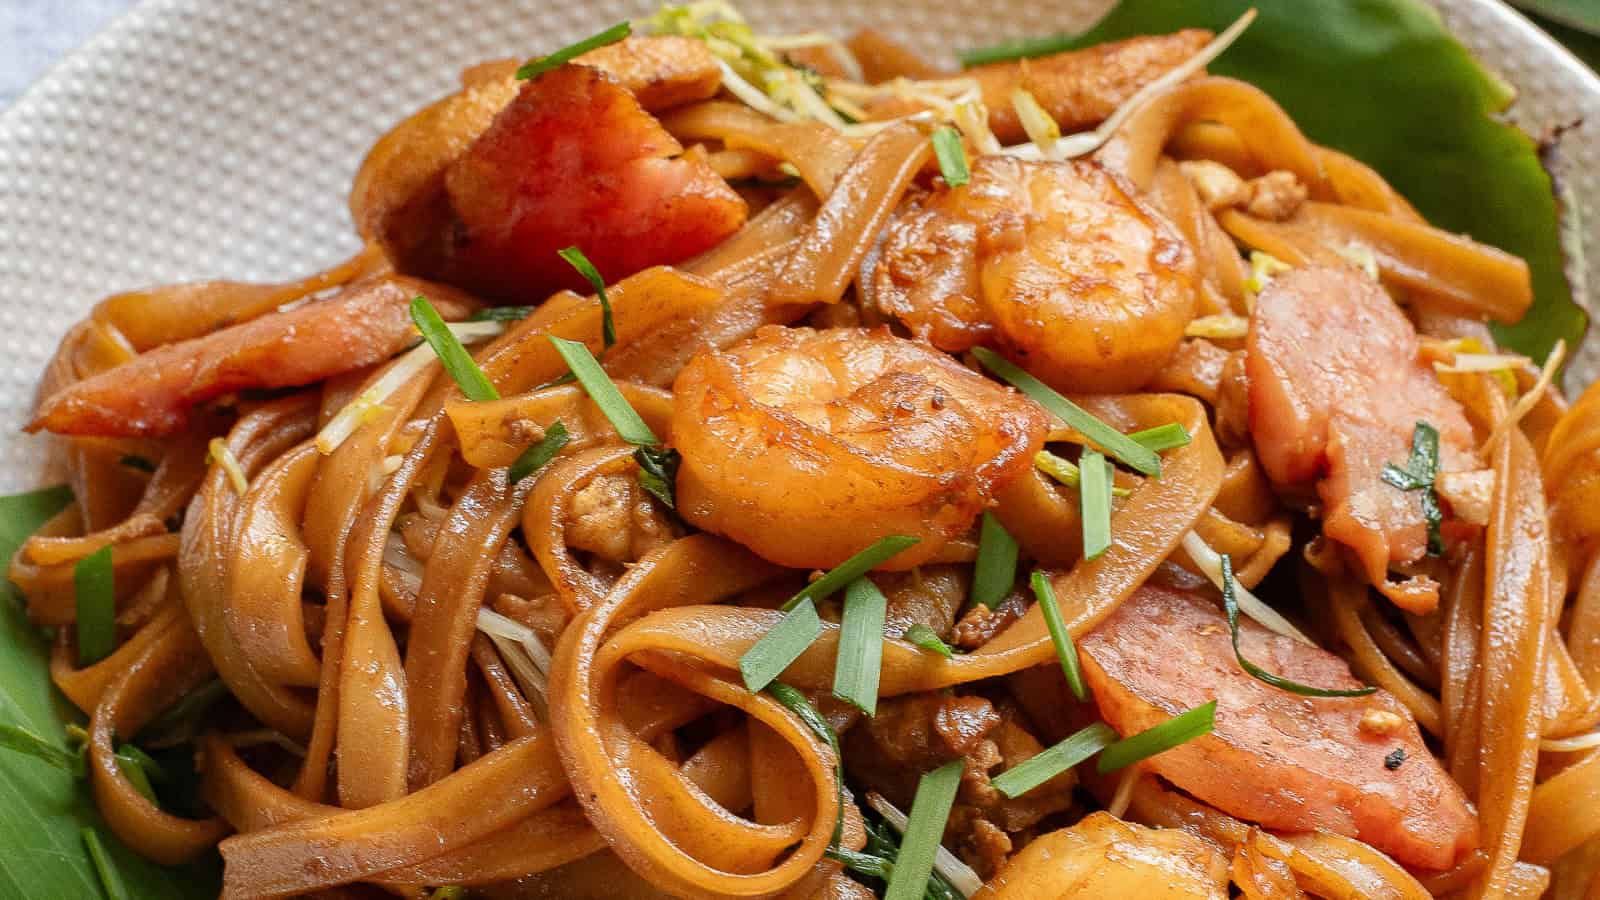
top-left (1246, 265), bottom-right (1476, 613)
top-left (436, 64), bottom-right (746, 302)
top-left (973, 812), bottom-right (1229, 899)
top-left (670, 326), bottom-right (1049, 570)
top-left (1078, 586), bottom-right (1477, 871)
top-left (28, 277), bottom-right (477, 439)
top-left (872, 156), bottom-right (1197, 393)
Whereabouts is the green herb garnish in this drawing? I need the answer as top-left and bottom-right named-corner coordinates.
top-left (115, 748), bottom-right (158, 804)
top-left (930, 127), bottom-right (970, 188)
top-left (884, 760), bottom-right (964, 900)
top-left (1221, 554), bottom-right (1376, 698)
top-left (468, 306), bottom-right (535, 323)
top-left (740, 600), bottom-right (824, 692)
top-left (547, 336), bottom-right (656, 444)
top-left (902, 624), bottom-right (954, 659)
top-left (0, 724), bottom-right (86, 776)
top-left (83, 828), bottom-right (131, 900)
top-left (508, 421), bottom-right (571, 484)
top-left (74, 545), bottom-right (115, 666)
top-left (1380, 421), bottom-right (1443, 556)
top-left (1030, 571), bottom-right (1088, 702)
top-left (973, 347), bottom-right (1162, 476)
top-left (633, 445), bottom-right (681, 509)
top-left (558, 247), bottom-right (616, 350)
top-left (1096, 700), bottom-right (1217, 773)
top-left (1129, 423), bottom-right (1192, 452)
top-left (992, 722), bottom-right (1116, 798)
top-left (516, 22), bottom-right (631, 80)
top-left (971, 512), bottom-right (1018, 609)
top-left (1078, 448), bottom-right (1113, 561)
top-left (833, 578), bottom-right (888, 715)
top-left (782, 535), bottom-right (920, 613)
top-left (411, 296), bottom-right (499, 402)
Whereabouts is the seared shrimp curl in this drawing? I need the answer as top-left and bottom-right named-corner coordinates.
top-left (671, 327), bottom-right (1049, 569)
top-left (874, 156), bottom-right (1198, 393)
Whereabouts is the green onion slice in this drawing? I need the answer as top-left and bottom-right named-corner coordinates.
top-left (833, 578), bottom-right (888, 715)
top-left (412, 296), bottom-right (500, 402)
top-left (548, 336), bottom-right (658, 445)
top-left (429, 887), bottom-right (468, 900)
top-left (1030, 571), bottom-right (1088, 702)
top-left (469, 306), bottom-right (535, 323)
top-left (633, 446), bottom-right (681, 509)
top-left (1079, 448), bottom-right (1113, 561)
top-left (971, 512), bottom-right (1018, 609)
top-left (973, 347), bottom-right (1161, 476)
top-left (782, 535), bottom-right (920, 613)
top-left (115, 748), bottom-right (158, 804)
top-left (992, 722), bottom-right (1116, 798)
top-left (902, 624), bottom-right (954, 659)
top-left (1096, 700), bottom-right (1218, 773)
top-left (740, 599), bottom-right (824, 692)
top-left (516, 21), bottom-right (631, 80)
top-left (1380, 421), bottom-right (1443, 556)
top-left (930, 127), bottom-right (970, 188)
top-left (75, 544), bottom-right (116, 666)
top-left (509, 421), bottom-right (570, 484)
top-left (0, 724), bottom-right (86, 776)
top-left (767, 681), bottom-right (845, 845)
top-left (1221, 554), bottom-right (1376, 697)
top-left (1129, 423), bottom-right (1192, 452)
top-left (884, 759), bottom-right (964, 900)
top-left (83, 828), bottom-right (131, 900)
top-left (558, 247), bottom-right (616, 349)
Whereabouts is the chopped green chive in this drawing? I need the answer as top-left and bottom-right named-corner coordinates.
top-left (75, 545), bottom-right (116, 666)
top-left (548, 336), bottom-right (658, 445)
top-left (1129, 423), bottom-right (1192, 452)
top-left (767, 682), bottom-right (845, 845)
top-left (971, 512), bottom-right (1018, 609)
top-left (1079, 448), bottom-right (1113, 561)
top-left (558, 247), bottom-right (616, 350)
top-left (115, 744), bottom-right (166, 783)
top-left (140, 678), bottom-right (228, 743)
top-left (930, 127), bottom-right (970, 188)
top-left (782, 535), bottom-right (920, 613)
top-left (117, 455), bottom-right (156, 473)
top-left (833, 578), bottom-right (888, 716)
top-left (0, 724), bottom-right (86, 776)
top-left (1096, 700), bottom-right (1218, 774)
top-left (973, 347), bottom-right (1161, 476)
top-left (83, 828), bottom-right (131, 900)
top-left (115, 748), bottom-right (158, 804)
top-left (958, 33), bottom-right (1076, 67)
top-left (516, 21), bottom-right (631, 80)
top-left (508, 421), bottom-right (571, 484)
top-left (1035, 450), bottom-right (1130, 497)
top-left (740, 599), bottom-right (824, 692)
top-left (884, 759), bottom-right (964, 900)
top-left (1221, 554), bottom-right (1376, 698)
top-left (633, 445), bottom-right (681, 509)
top-left (902, 623), bottom-right (954, 659)
top-left (412, 296), bottom-right (499, 402)
top-left (1030, 571), bottom-right (1088, 702)
top-left (992, 722), bottom-right (1116, 798)
top-left (1381, 421), bottom-right (1443, 556)
top-left (468, 306), bottom-right (534, 323)
top-left (429, 887), bottom-right (468, 900)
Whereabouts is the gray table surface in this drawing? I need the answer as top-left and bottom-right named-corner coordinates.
top-left (1, 1), bottom-right (135, 108)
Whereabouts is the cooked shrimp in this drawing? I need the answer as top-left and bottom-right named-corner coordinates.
top-left (438, 64), bottom-right (746, 302)
top-left (670, 326), bottom-right (1048, 569)
top-left (1078, 586), bottom-right (1478, 871)
top-left (873, 156), bottom-right (1197, 393)
top-left (28, 277), bottom-right (476, 438)
top-left (973, 812), bottom-right (1229, 899)
top-left (1247, 265), bottom-right (1476, 613)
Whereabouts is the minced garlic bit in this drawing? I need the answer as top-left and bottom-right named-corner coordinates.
top-left (1435, 469), bottom-right (1494, 527)
top-left (1243, 170), bottom-right (1308, 221)
top-left (1179, 159), bottom-right (1248, 211)
top-left (1359, 708), bottom-right (1406, 735)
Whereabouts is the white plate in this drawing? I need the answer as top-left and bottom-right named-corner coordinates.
top-left (0, 0), bottom-right (1595, 492)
